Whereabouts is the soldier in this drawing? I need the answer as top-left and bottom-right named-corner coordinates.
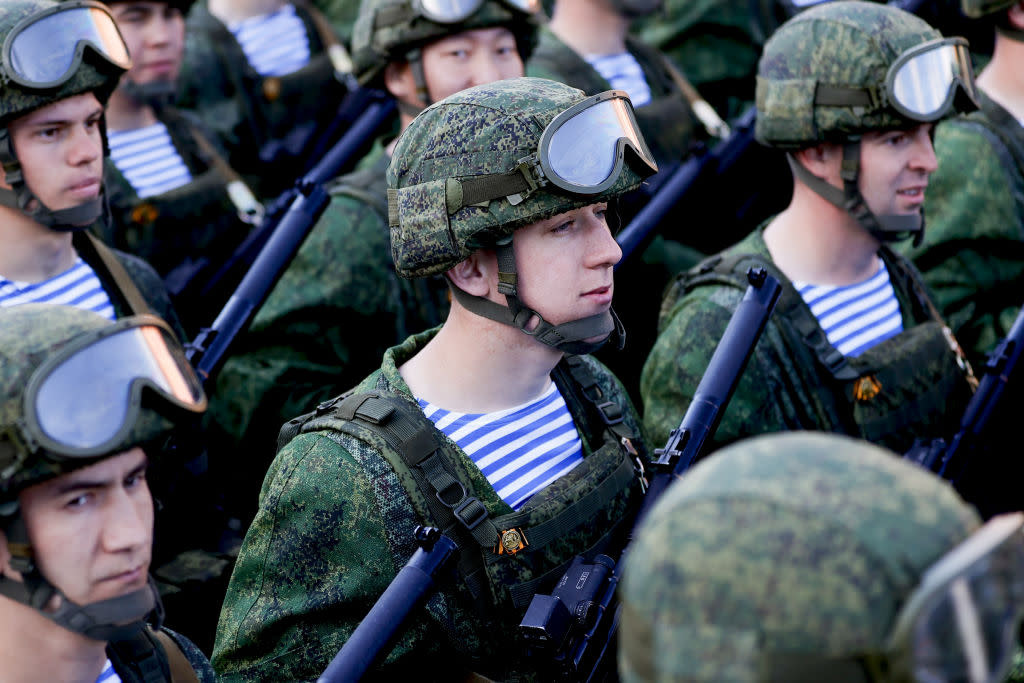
top-left (0, 0), bottom-right (184, 338)
top-left (204, 0), bottom-right (541, 529)
top-left (899, 0), bottom-right (1024, 371)
top-left (618, 430), bottom-right (1024, 683)
top-left (176, 0), bottom-right (352, 199)
top-left (0, 303), bottom-right (215, 682)
top-left (212, 77), bottom-right (657, 680)
top-left (96, 0), bottom-right (265, 338)
top-left (641, 1), bottom-right (979, 457)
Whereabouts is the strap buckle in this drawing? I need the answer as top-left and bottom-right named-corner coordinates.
top-left (453, 496), bottom-right (488, 531)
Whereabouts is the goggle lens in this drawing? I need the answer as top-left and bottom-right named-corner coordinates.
top-left (890, 39), bottom-right (976, 120)
top-left (415, 0), bottom-right (538, 23)
top-left (32, 324), bottom-right (203, 451)
top-left (544, 95), bottom-right (657, 192)
top-left (6, 4), bottom-right (130, 88)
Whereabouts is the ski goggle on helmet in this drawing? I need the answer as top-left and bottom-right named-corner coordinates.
top-left (816, 37), bottom-right (978, 123)
top-left (1, 0), bottom-right (131, 90)
top-left (15, 315), bottom-right (206, 461)
top-left (884, 511), bottom-right (1024, 683)
top-left (409, 0), bottom-right (540, 23)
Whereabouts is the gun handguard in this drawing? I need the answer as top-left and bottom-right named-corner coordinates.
top-left (518, 267), bottom-right (782, 681)
top-left (316, 527), bottom-right (458, 683)
top-left (185, 94), bottom-right (397, 384)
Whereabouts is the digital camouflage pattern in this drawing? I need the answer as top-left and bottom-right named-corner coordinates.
top-left (754, 0), bottom-right (942, 149)
top-left (0, 0), bottom-right (126, 125)
top-left (350, 0), bottom-right (540, 84)
top-left (158, 627), bottom-right (219, 683)
top-left (524, 25), bottom-right (704, 170)
top-left (899, 90), bottom-right (1024, 369)
top-left (388, 77), bottom-right (647, 278)
top-left (204, 142), bottom-right (450, 527)
top-left (212, 327), bottom-right (646, 681)
top-left (961, 0), bottom-right (1016, 17)
top-left (634, 0), bottom-right (761, 120)
top-left (96, 106), bottom-right (259, 337)
top-left (618, 431), bottom-right (981, 683)
top-left (639, 225), bottom-right (975, 454)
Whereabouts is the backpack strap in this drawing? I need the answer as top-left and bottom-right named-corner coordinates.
top-left (153, 630), bottom-right (201, 683)
top-left (107, 626), bottom-right (174, 683)
top-left (79, 232), bottom-right (153, 316)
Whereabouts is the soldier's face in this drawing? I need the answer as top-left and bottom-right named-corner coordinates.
top-left (510, 202), bottom-right (621, 334)
top-left (17, 449), bottom-right (153, 609)
top-left (110, 2), bottom-right (186, 85)
top-left (857, 123), bottom-right (938, 219)
top-left (420, 26), bottom-right (524, 102)
top-left (5, 94), bottom-right (105, 214)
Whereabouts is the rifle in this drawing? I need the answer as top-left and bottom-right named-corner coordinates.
top-left (184, 91), bottom-right (397, 385)
top-left (313, 267), bottom-right (781, 682)
top-left (904, 304), bottom-right (1024, 518)
top-left (518, 267), bottom-right (782, 681)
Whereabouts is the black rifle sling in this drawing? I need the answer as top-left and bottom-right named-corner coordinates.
top-left (80, 232), bottom-right (154, 316)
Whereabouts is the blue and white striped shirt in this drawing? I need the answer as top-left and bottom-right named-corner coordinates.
top-left (0, 258), bottom-right (115, 320)
top-left (795, 261), bottom-right (903, 357)
top-left (418, 383), bottom-right (584, 510)
top-left (95, 658), bottom-right (122, 683)
top-left (108, 123), bottom-right (192, 198)
top-left (229, 3), bottom-right (310, 77)
top-left (587, 52), bottom-right (652, 107)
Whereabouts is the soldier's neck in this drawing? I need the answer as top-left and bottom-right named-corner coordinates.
top-left (0, 210), bottom-right (77, 283)
top-left (976, 36), bottom-right (1024, 122)
top-left (0, 597), bottom-right (108, 683)
top-left (548, 0), bottom-right (629, 57)
top-left (104, 90), bottom-right (159, 132)
top-left (208, 0), bottom-right (288, 24)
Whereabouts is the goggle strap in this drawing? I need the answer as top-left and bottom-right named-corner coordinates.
top-left (815, 84), bottom-right (879, 110)
top-left (453, 171), bottom-right (534, 212)
top-left (373, 2), bottom-right (417, 29)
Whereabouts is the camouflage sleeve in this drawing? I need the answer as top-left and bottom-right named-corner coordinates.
top-left (640, 283), bottom-right (787, 449)
top-left (903, 119), bottom-right (1024, 366)
top-left (210, 431), bottom-right (438, 682)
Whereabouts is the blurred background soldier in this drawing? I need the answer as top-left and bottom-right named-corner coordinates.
top-left (96, 0), bottom-right (266, 338)
top-left (641, 1), bottom-right (978, 458)
top-left (0, 0), bottom-right (185, 340)
top-left (899, 0), bottom-right (1024, 371)
top-left (0, 303), bottom-right (215, 682)
top-left (176, 0), bottom-right (351, 199)
top-left (618, 430), bottom-right (1024, 683)
top-left (204, 0), bottom-right (541, 530)
top-left (212, 77), bottom-right (655, 681)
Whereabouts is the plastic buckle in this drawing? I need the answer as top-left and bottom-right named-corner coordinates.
top-left (453, 496), bottom-right (488, 531)
top-left (595, 400), bottom-right (623, 426)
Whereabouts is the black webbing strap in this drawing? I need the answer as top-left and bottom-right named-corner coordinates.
top-left (81, 233), bottom-right (154, 316)
top-left (454, 171), bottom-right (533, 210)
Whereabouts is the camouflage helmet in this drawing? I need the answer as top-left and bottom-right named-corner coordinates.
top-left (961, 0), bottom-right (1015, 18)
top-left (755, 0), bottom-right (962, 148)
top-left (350, 0), bottom-right (541, 85)
top-left (0, 304), bottom-right (205, 501)
top-left (388, 77), bottom-right (650, 278)
top-left (0, 0), bottom-right (128, 128)
top-left (618, 431), bottom-right (983, 682)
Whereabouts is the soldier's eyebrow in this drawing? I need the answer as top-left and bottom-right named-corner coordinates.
top-left (53, 462), bottom-right (148, 496)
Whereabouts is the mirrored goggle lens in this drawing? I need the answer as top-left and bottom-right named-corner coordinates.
top-left (890, 39), bottom-right (976, 120)
top-left (6, 4), bottom-right (130, 88)
top-left (32, 324), bottom-right (204, 452)
top-left (415, 0), bottom-right (538, 22)
top-left (544, 95), bottom-right (656, 192)
top-left (911, 515), bottom-right (1024, 683)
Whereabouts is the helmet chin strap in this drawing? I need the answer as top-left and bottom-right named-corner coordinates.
top-left (786, 143), bottom-right (925, 247)
top-left (0, 513), bottom-right (163, 642)
top-left (0, 130), bottom-right (104, 232)
top-left (448, 239), bottom-right (626, 355)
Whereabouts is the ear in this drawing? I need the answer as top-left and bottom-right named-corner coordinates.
top-left (0, 528), bottom-right (23, 582)
top-left (446, 248), bottom-right (498, 298)
top-left (383, 60), bottom-right (414, 101)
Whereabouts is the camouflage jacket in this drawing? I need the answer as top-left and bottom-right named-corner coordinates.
top-left (177, 1), bottom-right (348, 198)
top-left (97, 107), bottom-right (259, 336)
top-left (204, 144), bottom-right (450, 526)
top-left (212, 327), bottom-right (648, 682)
top-left (898, 89), bottom-right (1024, 369)
top-left (525, 25), bottom-right (702, 170)
top-left (640, 225), bottom-right (975, 455)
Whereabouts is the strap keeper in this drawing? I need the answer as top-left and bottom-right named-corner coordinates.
top-left (595, 400), bottom-right (623, 426)
top-left (453, 496), bottom-right (488, 531)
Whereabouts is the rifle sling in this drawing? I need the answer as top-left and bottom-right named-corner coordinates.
top-left (81, 232), bottom-right (153, 316)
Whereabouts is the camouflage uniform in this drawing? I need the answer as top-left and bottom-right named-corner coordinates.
top-left (214, 76), bottom-right (657, 680)
top-left (177, 0), bottom-right (349, 198)
top-left (96, 106), bottom-right (259, 337)
top-left (205, 142), bottom-right (449, 527)
top-left (618, 430), bottom-right (1012, 682)
top-left (640, 226), bottom-right (974, 453)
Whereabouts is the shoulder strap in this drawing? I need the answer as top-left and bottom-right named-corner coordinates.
top-left (79, 232), bottom-right (153, 316)
top-left (107, 627), bottom-right (171, 683)
top-left (638, 36), bottom-right (730, 139)
top-left (326, 163), bottom-right (390, 222)
top-left (152, 630), bottom-right (201, 683)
